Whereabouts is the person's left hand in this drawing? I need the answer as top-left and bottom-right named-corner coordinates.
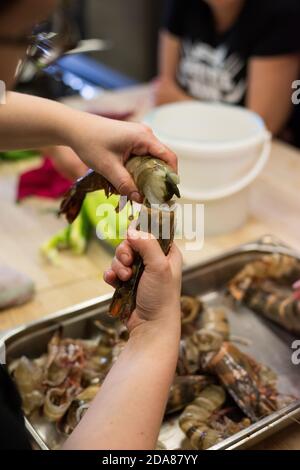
top-left (66, 114), bottom-right (178, 203)
top-left (45, 145), bottom-right (87, 181)
top-left (104, 228), bottom-right (182, 334)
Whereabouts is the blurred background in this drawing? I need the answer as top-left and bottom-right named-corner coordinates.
top-left (17, 0), bottom-right (164, 99)
top-left (86, 0), bottom-right (162, 81)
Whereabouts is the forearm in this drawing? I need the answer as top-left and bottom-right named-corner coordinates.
top-left (246, 55), bottom-right (299, 136)
top-left (0, 92), bottom-right (80, 151)
top-left (247, 87), bottom-right (292, 136)
top-left (156, 31), bottom-right (193, 106)
top-left (155, 78), bottom-right (193, 106)
top-left (63, 320), bottom-right (180, 450)
top-left (248, 99), bottom-right (292, 137)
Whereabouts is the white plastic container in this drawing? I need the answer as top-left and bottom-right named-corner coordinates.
top-left (145, 101), bottom-right (270, 195)
top-left (144, 101), bottom-right (271, 236)
top-left (179, 137), bottom-right (270, 236)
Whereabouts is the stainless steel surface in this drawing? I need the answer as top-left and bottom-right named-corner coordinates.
top-left (1, 236), bottom-right (300, 450)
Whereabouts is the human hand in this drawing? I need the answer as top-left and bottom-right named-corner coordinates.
top-left (45, 146), bottom-right (87, 181)
top-left (66, 113), bottom-right (177, 203)
top-left (104, 228), bottom-right (182, 333)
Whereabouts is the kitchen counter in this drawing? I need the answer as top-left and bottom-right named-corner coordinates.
top-left (0, 85), bottom-right (299, 449)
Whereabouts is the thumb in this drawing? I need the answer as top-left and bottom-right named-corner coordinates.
top-left (168, 243), bottom-right (183, 275)
top-left (127, 228), bottom-right (166, 271)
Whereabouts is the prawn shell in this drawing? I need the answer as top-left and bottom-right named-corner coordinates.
top-left (244, 280), bottom-right (300, 334)
top-left (43, 388), bottom-right (74, 422)
top-left (126, 156), bottom-right (180, 204)
top-left (179, 385), bottom-right (226, 450)
top-left (166, 375), bottom-right (214, 414)
top-left (201, 307), bottom-right (230, 341)
top-left (208, 342), bottom-right (275, 421)
top-left (228, 254), bottom-right (300, 302)
top-left (12, 356), bottom-right (44, 395)
top-left (177, 328), bottom-right (223, 375)
top-left (59, 170), bottom-right (116, 224)
top-left (186, 426), bottom-right (221, 450)
top-left (60, 385), bottom-right (100, 434)
top-left (181, 296), bottom-right (202, 325)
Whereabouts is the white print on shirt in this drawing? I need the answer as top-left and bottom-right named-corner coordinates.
top-left (177, 40), bottom-right (246, 103)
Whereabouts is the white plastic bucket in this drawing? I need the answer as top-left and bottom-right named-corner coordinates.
top-left (144, 101), bottom-right (270, 196)
top-left (178, 137), bottom-right (271, 236)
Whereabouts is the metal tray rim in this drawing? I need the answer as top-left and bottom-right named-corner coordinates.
top-left (211, 400), bottom-right (300, 450)
top-left (0, 293), bottom-right (112, 349)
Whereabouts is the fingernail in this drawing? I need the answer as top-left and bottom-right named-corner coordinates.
top-left (103, 270), bottom-right (109, 281)
top-left (130, 191), bottom-right (143, 203)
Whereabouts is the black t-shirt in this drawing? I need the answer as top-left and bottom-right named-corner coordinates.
top-left (0, 364), bottom-right (31, 450)
top-left (164, 0), bottom-right (300, 105)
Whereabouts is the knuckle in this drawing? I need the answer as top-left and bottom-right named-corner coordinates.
top-left (116, 242), bottom-right (125, 258)
top-left (112, 256), bottom-right (121, 269)
top-left (140, 123), bottom-right (152, 134)
top-left (111, 257), bottom-right (117, 270)
top-left (138, 231), bottom-right (155, 242)
top-left (148, 233), bottom-right (156, 241)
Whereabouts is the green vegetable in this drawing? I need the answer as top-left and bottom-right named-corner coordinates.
top-left (69, 206), bottom-right (91, 255)
top-left (41, 190), bottom-right (134, 263)
top-left (41, 209), bottom-right (92, 264)
top-left (0, 150), bottom-right (39, 161)
top-left (83, 191), bottom-right (132, 248)
top-left (40, 225), bottom-right (71, 264)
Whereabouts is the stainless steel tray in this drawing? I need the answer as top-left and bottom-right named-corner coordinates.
top-left (1, 235), bottom-right (300, 450)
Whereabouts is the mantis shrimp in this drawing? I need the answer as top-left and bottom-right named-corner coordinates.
top-left (166, 375), bottom-right (215, 414)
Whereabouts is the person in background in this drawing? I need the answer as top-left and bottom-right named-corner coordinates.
top-left (155, 0), bottom-right (300, 137)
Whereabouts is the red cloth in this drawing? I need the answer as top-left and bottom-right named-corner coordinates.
top-left (17, 157), bottom-right (72, 201)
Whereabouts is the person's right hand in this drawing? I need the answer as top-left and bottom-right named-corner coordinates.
top-left (104, 228), bottom-right (182, 334)
top-left (67, 114), bottom-right (177, 204)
